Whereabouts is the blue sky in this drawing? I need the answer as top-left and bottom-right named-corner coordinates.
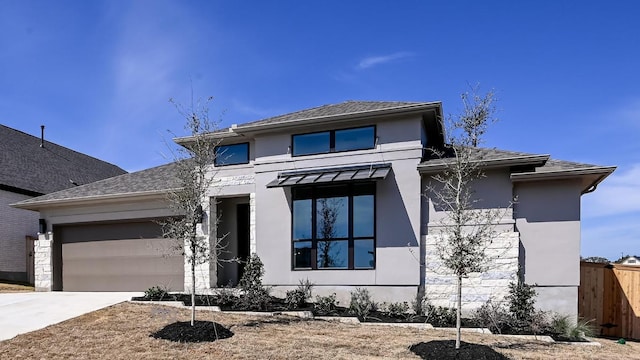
top-left (1, 1), bottom-right (638, 260)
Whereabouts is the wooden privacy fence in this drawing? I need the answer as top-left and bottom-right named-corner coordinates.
top-left (579, 261), bottom-right (640, 340)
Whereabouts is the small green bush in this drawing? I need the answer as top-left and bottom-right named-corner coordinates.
top-left (216, 286), bottom-right (238, 307)
top-left (349, 288), bottom-right (377, 321)
top-left (237, 254), bottom-right (271, 310)
top-left (424, 304), bottom-right (457, 327)
top-left (382, 301), bottom-right (411, 319)
top-left (285, 289), bottom-right (307, 309)
top-left (506, 281), bottom-right (537, 331)
top-left (144, 285), bottom-right (170, 300)
top-left (472, 300), bottom-right (511, 334)
top-left (314, 293), bottom-right (338, 315)
top-left (551, 315), bottom-right (595, 340)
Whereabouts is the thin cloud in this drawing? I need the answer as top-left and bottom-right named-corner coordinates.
top-left (582, 215), bottom-right (640, 259)
top-left (356, 52), bottom-right (413, 70)
top-left (582, 163), bottom-right (640, 218)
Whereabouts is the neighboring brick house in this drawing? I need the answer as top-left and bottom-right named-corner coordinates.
top-left (14, 101), bottom-right (615, 317)
top-left (0, 125), bottom-right (126, 282)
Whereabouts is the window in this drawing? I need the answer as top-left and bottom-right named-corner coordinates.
top-left (292, 183), bottom-right (375, 270)
top-left (214, 143), bottom-right (249, 166)
top-left (292, 126), bottom-right (375, 156)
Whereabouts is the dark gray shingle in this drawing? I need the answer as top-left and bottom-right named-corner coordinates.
top-left (0, 125), bottom-right (126, 195)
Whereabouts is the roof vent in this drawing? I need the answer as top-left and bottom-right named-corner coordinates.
top-left (40, 125), bottom-right (45, 148)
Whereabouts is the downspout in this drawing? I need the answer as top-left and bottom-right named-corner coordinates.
top-left (582, 174), bottom-right (607, 194)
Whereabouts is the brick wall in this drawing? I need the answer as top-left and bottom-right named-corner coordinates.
top-left (0, 189), bottom-right (39, 279)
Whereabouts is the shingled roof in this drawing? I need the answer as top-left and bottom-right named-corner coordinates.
top-left (418, 146), bottom-right (616, 193)
top-left (175, 100), bottom-right (442, 142)
top-left (0, 125), bottom-right (126, 196)
top-left (13, 162), bottom-right (179, 208)
top-left (238, 100), bottom-right (434, 128)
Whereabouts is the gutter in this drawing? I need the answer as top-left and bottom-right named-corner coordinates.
top-left (418, 154), bottom-right (550, 174)
top-left (174, 102), bottom-right (442, 144)
top-left (510, 166), bottom-right (616, 194)
top-left (10, 188), bottom-right (181, 211)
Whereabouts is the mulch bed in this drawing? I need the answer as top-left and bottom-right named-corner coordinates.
top-left (409, 340), bottom-right (510, 360)
top-left (151, 320), bottom-right (234, 343)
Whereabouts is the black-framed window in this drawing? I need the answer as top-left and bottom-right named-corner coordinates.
top-left (292, 126), bottom-right (375, 156)
top-left (214, 143), bottom-right (249, 166)
top-left (292, 183), bottom-right (375, 270)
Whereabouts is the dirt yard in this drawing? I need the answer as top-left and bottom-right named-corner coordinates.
top-left (0, 282), bottom-right (33, 293)
top-left (0, 302), bottom-right (638, 359)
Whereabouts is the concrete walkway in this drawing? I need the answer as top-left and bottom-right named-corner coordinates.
top-left (0, 292), bottom-right (140, 341)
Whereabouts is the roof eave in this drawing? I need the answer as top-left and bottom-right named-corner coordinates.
top-left (418, 154), bottom-right (550, 174)
top-left (10, 189), bottom-right (178, 211)
top-left (510, 166), bottom-right (616, 182)
top-left (173, 130), bottom-right (243, 146)
top-left (511, 166), bottom-right (616, 193)
top-left (235, 102), bottom-right (443, 134)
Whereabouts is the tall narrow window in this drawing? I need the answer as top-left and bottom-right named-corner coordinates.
top-left (291, 183), bottom-right (375, 270)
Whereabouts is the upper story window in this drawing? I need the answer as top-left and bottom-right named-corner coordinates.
top-left (292, 126), bottom-right (375, 156)
top-left (214, 143), bottom-right (249, 166)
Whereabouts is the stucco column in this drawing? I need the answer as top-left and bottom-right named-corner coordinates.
top-left (249, 192), bottom-right (256, 255)
top-left (34, 232), bottom-right (53, 291)
top-left (183, 199), bottom-right (216, 294)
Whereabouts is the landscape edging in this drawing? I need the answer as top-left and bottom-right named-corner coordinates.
top-left (128, 300), bottom-right (601, 345)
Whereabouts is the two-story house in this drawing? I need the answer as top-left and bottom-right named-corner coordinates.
top-left (13, 101), bottom-right (614, 317)
top-left (0, 125), bottom-right (126, 283)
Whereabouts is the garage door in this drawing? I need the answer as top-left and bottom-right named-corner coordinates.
top-left (54, 221), bottom-right (184, 292)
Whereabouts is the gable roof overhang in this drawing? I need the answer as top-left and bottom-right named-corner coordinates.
top-left (11, 190), bottom-right (173, 211)
top-left (418, 154), bottom-right (550, 174)
top-left (510, 166), bottom-right (617, 194)
top-left (174, 101), bottom-right (444, 146)
top-left (266, 163), bottom-right (392, 188)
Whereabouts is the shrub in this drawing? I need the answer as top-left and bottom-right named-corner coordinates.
top-left (472, 300), bottom-right (512, 334)
top-left (551, 315), bottom-right (596, 340)
top-left (382, 301), bottom-right (411, 319)
top-left (237, 254), bottom-right (271, 310)
top-left (314, 293), bottom-right (338, 315)
top-left (216, 285), bottom-right (239, 307)
top-left (284, 279), bottom-right (314, 310)
top-left (506, 281), bottom-right (537, 331)
top-left (349, 288), bottom-right (377, 321)
top-left (297, 278), bottom-right (314, 300)
top-left (144, 285), bottom-right (170, 300)
top-left (285, 289), bottom-right (307, 309)
top-left (424, 304), bottom-right (457, 327)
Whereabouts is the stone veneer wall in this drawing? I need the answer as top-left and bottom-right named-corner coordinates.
top-left (423, 231), bottom-right (520, 314)
top-left (34, 232), bottom-right (52, 291)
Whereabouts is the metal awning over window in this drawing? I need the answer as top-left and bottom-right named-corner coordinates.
top-left (266, 163), bottom-right (392, 188)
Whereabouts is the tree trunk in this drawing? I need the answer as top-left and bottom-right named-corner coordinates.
top-left (191, 244), bottom-right (196, 326)
top-left (456, 275), bottom-right (462, 350)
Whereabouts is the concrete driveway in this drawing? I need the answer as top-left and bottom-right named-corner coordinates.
top-left (0, 292), bottom-right (141, 341)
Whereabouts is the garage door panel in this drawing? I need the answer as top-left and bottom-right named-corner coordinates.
top-left (62, 274), bottom-right (184, 292)
top-left (57, 221), bottom-right (185, 292)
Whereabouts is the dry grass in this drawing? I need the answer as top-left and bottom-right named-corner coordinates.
top-left (0, 302), bottom-right (639, 359)
top-left (0, 282), bottom-right (34, 293)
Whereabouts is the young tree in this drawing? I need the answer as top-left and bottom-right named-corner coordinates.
top-left (160, 96), bottom-right (223, 326)
top-left (426, 87), bottom-right (508, 349)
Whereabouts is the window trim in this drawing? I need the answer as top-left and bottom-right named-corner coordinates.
top-left (291, 125), bottom-right (376, 157)
top-left (213, 142), bottom-right (250, 167)
top-left (291, 183), bottom-right (376, 270)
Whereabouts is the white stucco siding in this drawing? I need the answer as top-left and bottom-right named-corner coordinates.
top-left (0, 190), bottom-right (38, 277)
top-left (252, 116), bottom-right (424, 288)
top-left (424, 168), bottom-right (515, 228)
top-left (514, 179), bottom-right (582, 286)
